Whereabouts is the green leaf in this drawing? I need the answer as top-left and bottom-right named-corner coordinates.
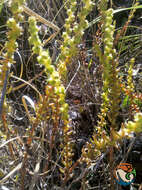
top-left (121, 95), bottom-right (130, 108)
top-left (0, 0), bottom-right (4, 14)
top-left (88, 5), bottom-right (142, 29)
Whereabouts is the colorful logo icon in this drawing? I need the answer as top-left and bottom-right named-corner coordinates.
top-left (114, 163), bottom-right (136, 186)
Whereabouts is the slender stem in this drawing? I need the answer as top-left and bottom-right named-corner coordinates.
top-left (0, 69), bottom-right (9, 119)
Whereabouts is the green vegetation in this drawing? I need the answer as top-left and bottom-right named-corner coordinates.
top-left (0, 0), bottom-right (142, 189)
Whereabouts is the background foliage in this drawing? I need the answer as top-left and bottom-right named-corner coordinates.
top-left (0, 0), bottom-right (142, 190)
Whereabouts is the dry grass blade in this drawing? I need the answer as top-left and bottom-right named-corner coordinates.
top-left (0, 136), bottom-right (23, 149)
top-left (10, 74), bottom-right (43, 102)
top-left (43, 31), bottom-right (59, 46)
top-left (22, 5), bottom-right (60, 32)
top-left (28, 160), bottom-right (41, 190)
top-left (0, 163), bottom-right (22, 184)
top-left (22, 95), bottom-right (35, 121)
top-left (8, 70), bottom-right (44, 93)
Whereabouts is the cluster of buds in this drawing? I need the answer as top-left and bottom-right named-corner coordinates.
top-left (58, 0), bottom-right (94, 78)
top-left (0, 0), bottom-right (25, 118)
top-left (28, 16), bottom-right (73, 179)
